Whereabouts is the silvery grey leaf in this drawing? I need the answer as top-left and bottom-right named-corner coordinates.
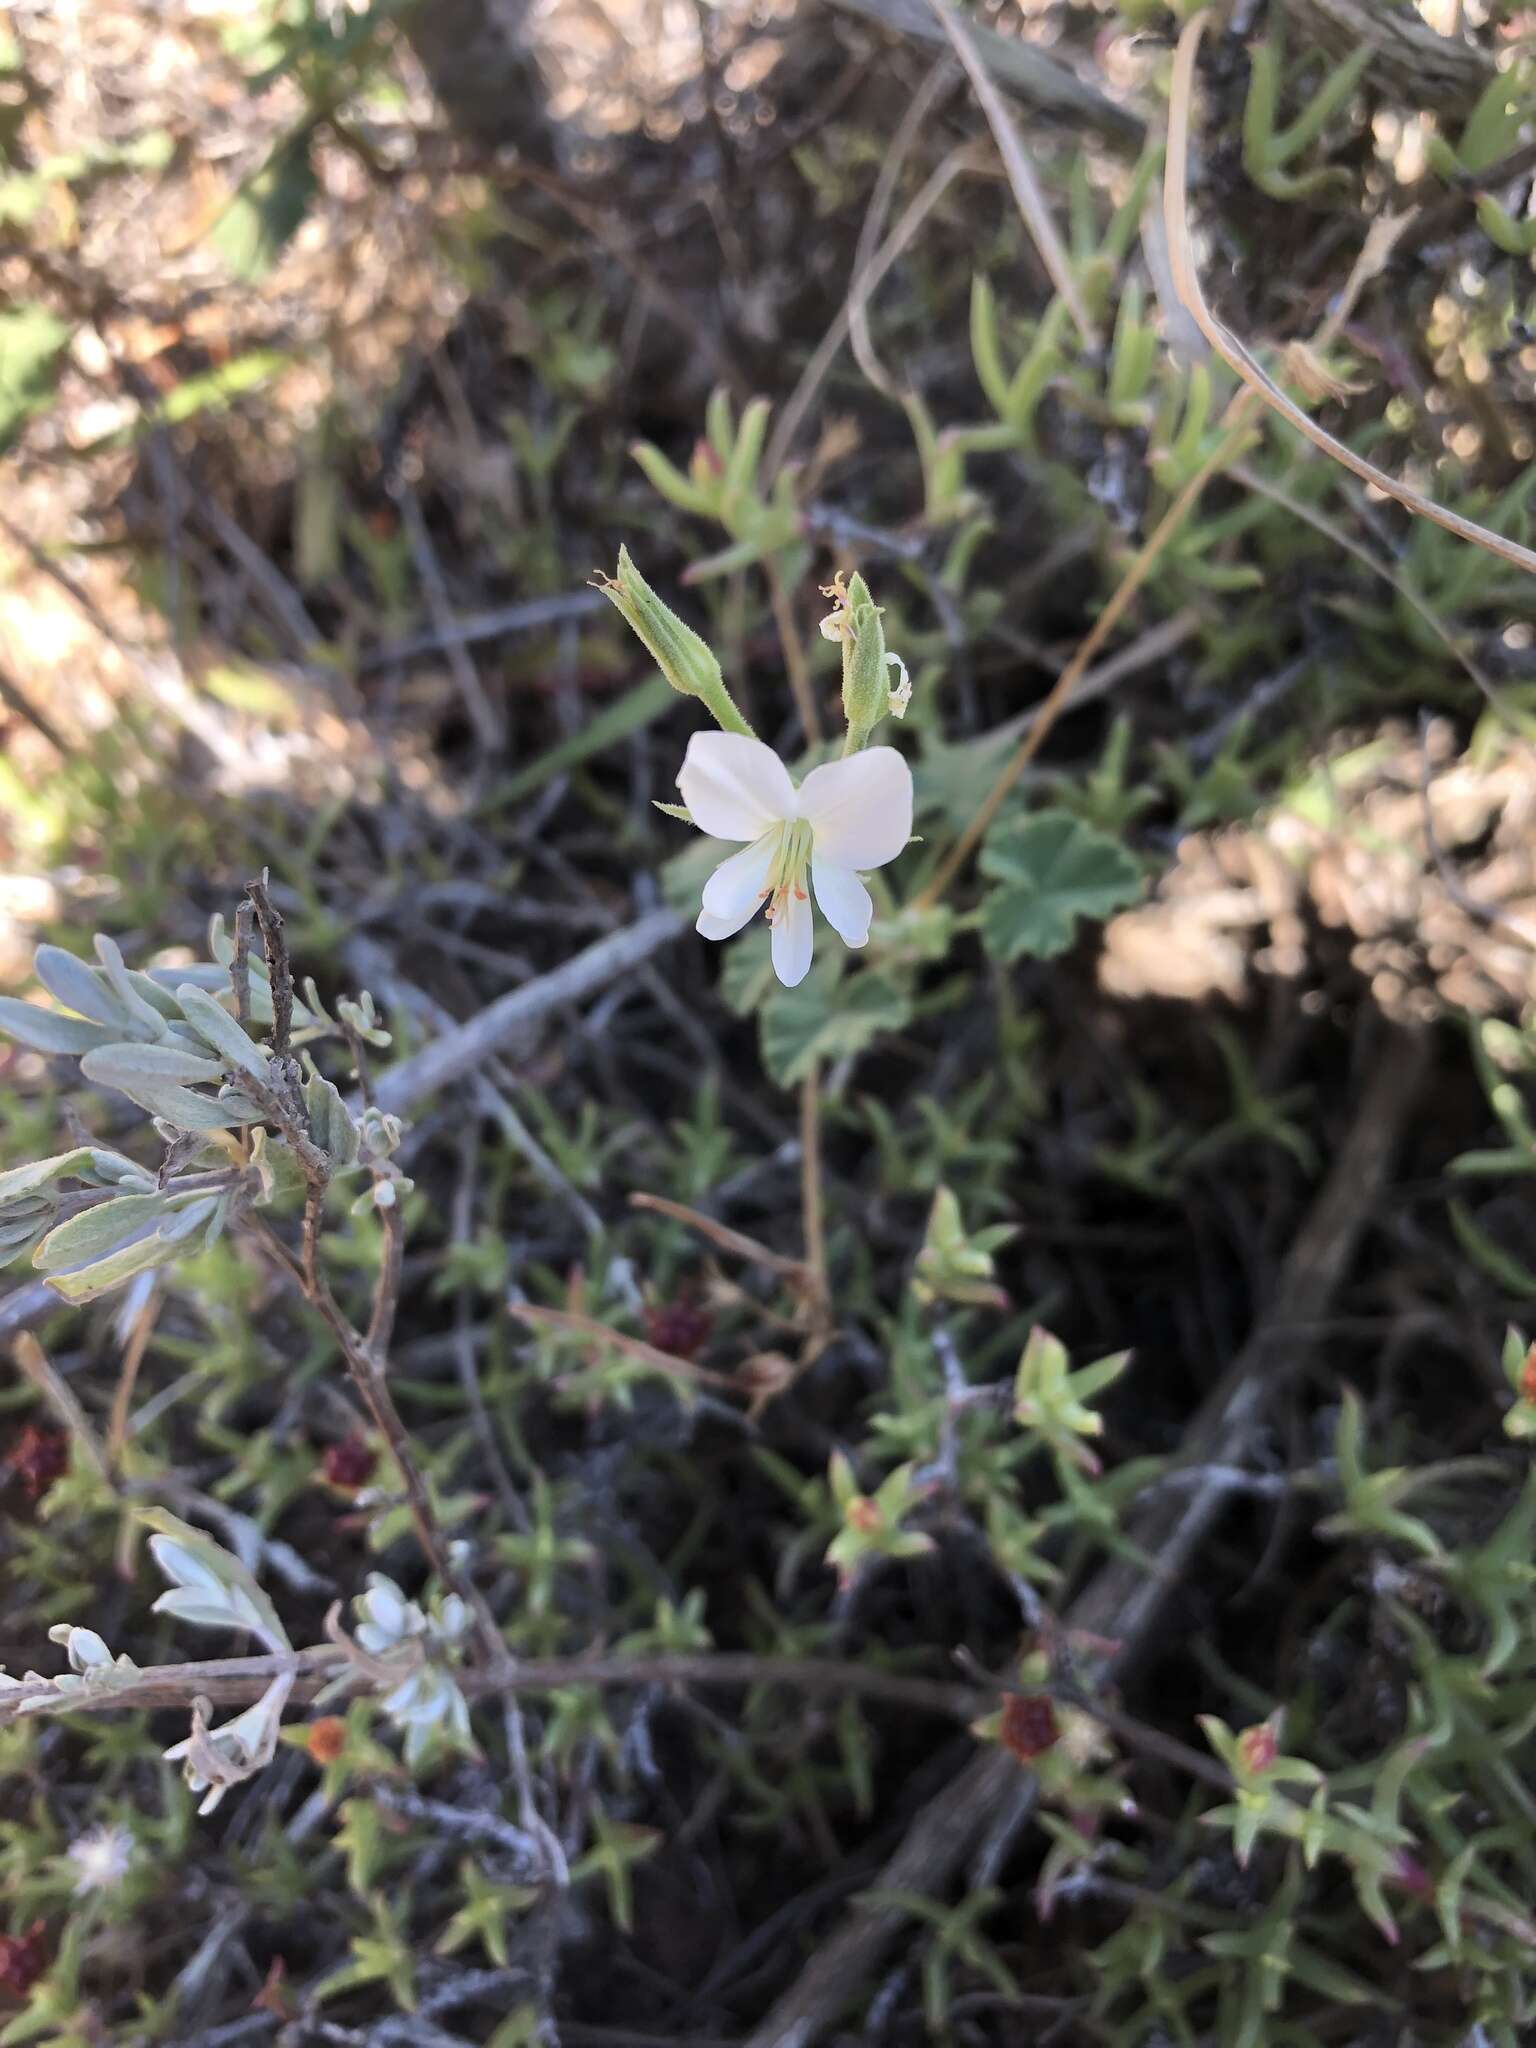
top-left (33, 945), bottom-right (131, 1028)
top-left (0, 997), bottom-right (116, 1055)
top-left (201, 1192), bottom-right (231, 1247)
top-left (174, 983), bottom-right (270, 1080)
top-left (84, 1043), bottom-right (227, 1087)
top-left (303, 1070), bottom-right (358, 1167)
top-left (0, 1149), bottom-right (119, 1204)
top-left (142, 1083), bottom-right (258, 1131)
top-left (160, 1193), bottom-right (220, 1244)
top-left (153, 959), bottom-right (276, 1031)
top-left (150, 963), bottom-right (228, 996)
top-left (122, 967), bottom-right (183, 1020)
top-left (37, 1227), bottom-right (189, 1303)
top-left (151, 1588), bottom-right (252, 1633)
top-left (161, 1020), bottom-right (223, 1052)
top-left (34, 1193), bottom-right (174, 1271)
top-left (85, 1149), bottom-right (156, 1189)
top-left (94, 936), bottom-right (171, 1041)
top-left (0, 1210), bottom-right (53, 1257)
top-left (0, 1214), bottom-right (52, 1246)
top-left (144, 1509), bottom-right (292, 1651)
top-left (81, 1044), bottom-right (255, 1129)
top-left (0, 1193), bottom-right (58, 1232)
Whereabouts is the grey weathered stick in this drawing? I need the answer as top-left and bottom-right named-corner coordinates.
top-left (828, 0), bottom-right (1144, 141)
top-left (1288, 0), bottom-right (1493, 114)
top-left (359, 590), bottom-right (604, 673)
top-left (926, 0), bottom-right (1098, 351)
top-left (0, 1644), bottom-right (982, 1726)
top-left (743, 1027), bottom-right (1429, 2048)
top-left (396, 483), bottom-right (505, 751)
top-left (0, 1277), bottom-right (61, 1342)
top-left (369, 909), bottom-right (684, 1117)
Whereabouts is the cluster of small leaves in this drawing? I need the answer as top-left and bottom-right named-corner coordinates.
top-left (0, 919), bottom-right (398, 1300)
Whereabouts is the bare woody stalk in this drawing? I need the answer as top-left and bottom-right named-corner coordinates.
top-left (240, 878), bottom-right (465, 1606)
top-left (0, 1645), bottom-right (985, 1727)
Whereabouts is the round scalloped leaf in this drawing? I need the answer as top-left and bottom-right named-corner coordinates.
top-left (978, 809), bottom-right (1143, 962)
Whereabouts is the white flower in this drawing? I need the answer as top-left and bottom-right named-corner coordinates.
top-left (163, 1674), bottom-right (293, 1816)
top-left (67, 1823), bottom-right (135, 1895)
top-left (678, 732), bottom-right (913, 988)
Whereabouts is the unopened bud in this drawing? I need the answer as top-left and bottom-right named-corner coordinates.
top-left (828, 571), bottom-right (892, 750)
top-left (596, 548), bottom-right (752, 737)
top-left (1236, 1719), bottom-right (1279, 1776)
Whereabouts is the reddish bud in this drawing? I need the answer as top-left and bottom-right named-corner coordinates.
top-left (845, 1495), bottom-right (882, 1535)
top-left (305, 1716), bottom-right (347, 1765)
top-left (643, 1299), bottom-right (713, 1361)
top-left (689, 438), bottom-right (723, 481)
top-left (999, 1694), bottom-right (1060, 1763)
top-left (1236, 1721), bottom-right (1279, 1776)
top-left (1521, 1345), bottom-right (1536, 1403)
top-left (6, 1425), bottom-right (69, 1501)
top-left (1390, 1850), bottom-right (1433, 1899)
top-left (321, 1436), bottom-right (375, 1491)
top-left (252, 1957), bottom-right (294, 2021)
top-left (0, 1921), bottom-right (49, 1997)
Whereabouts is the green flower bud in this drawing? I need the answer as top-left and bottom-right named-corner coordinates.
top-left (596, 548), bottom-right (752, 736)
top-left (821, 571), bottom-right (910, 753)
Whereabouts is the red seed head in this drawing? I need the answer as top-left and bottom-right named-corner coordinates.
top-left (999, 1693), bottom-right (1060, 1763)
top-left (0, 1921), bottom-right (50, 1996)
top-left (643, 1299), bottom-right (714, 1361)
top-left (321, 1436), bottom-right (376, 1491)
top-left (7, 1425), bottom-right (69, 1501)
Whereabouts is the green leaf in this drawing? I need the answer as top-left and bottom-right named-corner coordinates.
top-left (719, 924), bottom-right (777, 1017)
top-left (210, 130), bottom-right (319, 281)
top-left (759, 956), bottom-right (912, 1088)
top-left (153, 350), bottom-right (289, 429)
top-left (979, 809), bottom-right (1142, 962)
top-left (0, 304), bottom-right (71, 453)
top-left (499, 673), bottom-right (675, 805)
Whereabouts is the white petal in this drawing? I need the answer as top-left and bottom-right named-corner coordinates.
top-left (678, 731), bottom-right (796, 841)
top-left (698, 832), bottom-right (779, 937)
top-left (811, 861), bottom-right (873, 948)
top-left (798, 747), bottom-right (913, 870)
top-left (770, 885), bottom-right (814, 987)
